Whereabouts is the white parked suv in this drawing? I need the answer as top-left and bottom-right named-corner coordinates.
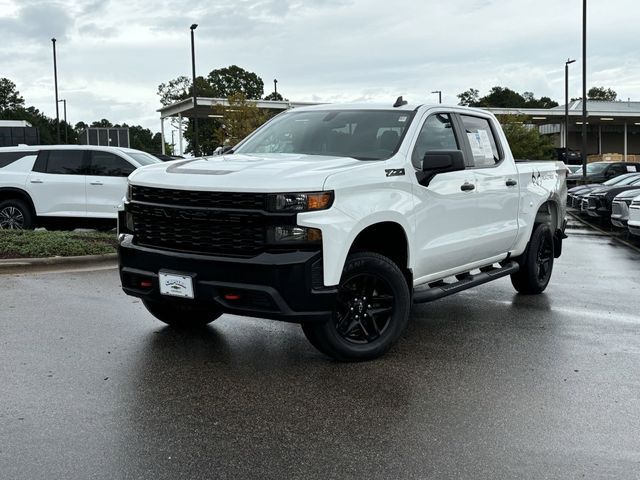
top-left (118, 101), bottom-right (567, 360)
top-left (0, 145), bottom-right (160, 230)
top-left (627, 194), bottom-right (640, 236)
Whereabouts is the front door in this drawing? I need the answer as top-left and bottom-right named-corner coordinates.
top-left (86, 151), bottom-right (136, 218)
top-left (411, 112), bottom-right (478, 281)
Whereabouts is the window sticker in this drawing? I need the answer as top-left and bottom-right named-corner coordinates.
top-left (477, 130), bottom-right (494, 160)
top-left (467, 132), bottom-right (484, 159)
top-left (398, 116), bottom-right (407, 123)
top-left (627, 165), bottom-right (636, 172)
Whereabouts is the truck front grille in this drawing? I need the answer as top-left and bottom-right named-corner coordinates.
top-left (132, 185), bottom-right (266, 210)
top-left (128, 186), bottom-right (280, 257)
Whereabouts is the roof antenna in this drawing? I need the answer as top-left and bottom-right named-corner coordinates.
top-left (393, 96), bottom-right (408, 108)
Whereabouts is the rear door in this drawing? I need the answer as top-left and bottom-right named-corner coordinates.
top-left (86, 150), bottom-right (136, 218)
top-left (456, 114), bottom-right (520, 262)
top-left (26, 150), bottom-right (87, 217)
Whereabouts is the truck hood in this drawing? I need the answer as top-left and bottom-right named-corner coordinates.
top-left (128, 153), bottom-right (364, 192)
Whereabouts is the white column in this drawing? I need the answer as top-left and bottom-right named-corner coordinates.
top-left (160, 117), bottom-right (166, 155)
top-left (624, 122), bottom-right (628, 161)
top-left (178, 113), bottom-right (183, 156)
top-left (598, 125), bottom-right (602, 154)
top-left (560, 123), bottom-right (565, 148)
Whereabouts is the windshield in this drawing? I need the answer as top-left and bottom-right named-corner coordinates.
top-left (235, 110), bottom-right (415, 160)
top-left (605, 173), bottom-right (640, 186)
top-left (128, 152), bottom-right (162, 166)
top-left (585, 163), bottom-right (607, 174)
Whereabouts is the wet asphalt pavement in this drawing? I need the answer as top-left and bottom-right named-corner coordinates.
top-left (1, 219), bottom-right (639, 480)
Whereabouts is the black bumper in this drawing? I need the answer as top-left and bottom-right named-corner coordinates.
top-left (118, 235), bottom-right (337, 323)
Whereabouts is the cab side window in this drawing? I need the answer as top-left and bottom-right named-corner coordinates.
top-left (411, 113), bottom-right (458, 169)
top-left (90, 151), bottom-right (135, 177)
top-left (460, 115), bottom-right (501, 167)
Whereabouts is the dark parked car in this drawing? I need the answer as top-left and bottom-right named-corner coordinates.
top-left (567, 173), bottom-right (640, 209)
top-left (566, 161), bottom-right (640, 187)
top-left (583, 176), bottom-right (640, 219)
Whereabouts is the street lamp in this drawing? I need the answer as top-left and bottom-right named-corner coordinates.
top-left (565, 59), bottom-right (576, 158)
top-left (57, 99), bottom-right (67, 144)
top-left (581, 0), bottom-right (588, 180)
top-left (190, 23), bottom-right (199, 157)
top-left (51, 38), bottom-right (60, 144)
top-left (274, 78), bottom-right (278, 95)
top-left (431, 90), bottom-right (442, 104)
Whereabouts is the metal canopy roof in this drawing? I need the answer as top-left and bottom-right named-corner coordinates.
top-left (158, 97), bottom-right (322, 119)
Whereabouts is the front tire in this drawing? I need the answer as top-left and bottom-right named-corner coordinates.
top-left (301, 252), bottom-right (410, 361)
top-left (0, 199), bottom-right (34, 230)
top-left (511, 223), bottom-right (554, 294)
top-left (142, 299), bottom-right (223, 328)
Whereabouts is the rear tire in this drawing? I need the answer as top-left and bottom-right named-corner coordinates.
top-left (0, 199), bottom-right (34, 230)
top-left (511, 223), bottom-right (554, 294)
top-left (301, 252), bottom-right (410, 361)
top-left (142, 299), bottom-right (223, 328)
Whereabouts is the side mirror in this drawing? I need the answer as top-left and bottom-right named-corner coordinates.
top-left (417, 150), bottom-right (466, 186)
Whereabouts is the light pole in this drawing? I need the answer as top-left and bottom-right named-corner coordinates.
top-left (581, 0), bottom-right (588, 180)
top-left (431, 90), bottom-right (442, 104)
top-left (190, 24), bottom-right (199, 157)
top-left (58, 99), bottom-right (67, 144)
top-left (565, 59), bottom-right (576, 157)
top-left (52, 38), bottom-right (60, 144)
top-left (274, 78), bottom-right (278, 95)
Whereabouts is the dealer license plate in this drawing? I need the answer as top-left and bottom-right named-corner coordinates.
top-left (159, 271), bottom-right (195, 299)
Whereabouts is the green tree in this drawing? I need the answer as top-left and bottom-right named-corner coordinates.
top-left (207, 65), bottom-right (264, 99)
top-left (213, 92), bottom-right (267, 147)
top-left (0, 78), bottom-right (25, 111)
top-left (91, 119), bottom-right (113, 128)
top-left (264, 91), bottom-right (284, 101)
top-left (497, 115), bottom-right (555, 160)
top-left (457, 88), bottom-right (480, 106)
top-left (588, 86), bottom-right (617, 101)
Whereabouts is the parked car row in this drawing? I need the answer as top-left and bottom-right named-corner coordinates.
top-left (567, 171), bottom-right (640, 238)
top-left (0, 145), bottom-right (161, 230)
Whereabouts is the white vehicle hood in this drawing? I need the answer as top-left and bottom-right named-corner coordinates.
top-left (128, 153), bottom-right (364, 192)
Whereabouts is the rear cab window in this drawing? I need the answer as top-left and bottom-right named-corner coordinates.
top-left (459, 115), bottom-right (502, 167)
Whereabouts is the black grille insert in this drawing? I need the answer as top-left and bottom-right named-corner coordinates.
top-left (131, 185), bottom-right (266, 210)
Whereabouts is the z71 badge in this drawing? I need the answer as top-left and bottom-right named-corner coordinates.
top-left (385, 168), bottom-right (405, 177)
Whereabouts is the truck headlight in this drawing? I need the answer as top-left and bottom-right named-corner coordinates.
top-left (268, 191), bottom-right (333, 212)
top-left (266, 226), bottom-right (322, 244)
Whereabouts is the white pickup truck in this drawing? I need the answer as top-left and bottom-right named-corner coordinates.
top-left (118, 100), bottom-right (567, 360)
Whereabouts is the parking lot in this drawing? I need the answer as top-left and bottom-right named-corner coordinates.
top-left (1, 217), bottom-right (639, 480)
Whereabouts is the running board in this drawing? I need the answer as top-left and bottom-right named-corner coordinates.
top-left (413, 261), bottom-right (520, 304)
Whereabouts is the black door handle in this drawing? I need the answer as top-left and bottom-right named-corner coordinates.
top-left (460, 183), bottom-right (475, 192)
top-left (506, 179), bottom-right (518, 187)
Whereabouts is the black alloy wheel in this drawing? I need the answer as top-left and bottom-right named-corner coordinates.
top-left (301, 252), bottom-right (411, 361)
top-left (335, 273), bottom-right (394, 344)
top-left (511, 223), bottom-right (554, 294)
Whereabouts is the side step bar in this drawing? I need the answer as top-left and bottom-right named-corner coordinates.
top-left (413, 260), bottom-right (520, 304)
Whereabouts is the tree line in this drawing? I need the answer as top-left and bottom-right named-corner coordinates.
top-left (0, 77), bottom-right (167, 154)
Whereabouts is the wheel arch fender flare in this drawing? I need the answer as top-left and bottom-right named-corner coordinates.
top-left (0, 187), bottom-right (37, 216)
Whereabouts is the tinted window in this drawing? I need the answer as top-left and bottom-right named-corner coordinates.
top-left (0, 151), bottom-right (38, 168)
top-left (411, 113), bottom-right (458, 169)
top-left (46, 150), bottom-right (86, 175)
top-left (127, 152), bottom-right (161, 166)
top-left (460, 115), bottom-right (501, 167)
top-left (235, 110), bottom-right (415, 160)
top-left (90, 151), bottom-right (135, 177)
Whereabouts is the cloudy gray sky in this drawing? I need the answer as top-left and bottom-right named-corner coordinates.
top-left (2, 0), bottom-right (639, 137)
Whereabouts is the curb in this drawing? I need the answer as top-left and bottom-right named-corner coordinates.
top-left (0, 253), bottom-right (118, 274)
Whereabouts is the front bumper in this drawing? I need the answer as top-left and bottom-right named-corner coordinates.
top-left (118, 235), bottom-right (337, 323)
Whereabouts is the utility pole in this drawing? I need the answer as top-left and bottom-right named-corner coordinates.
top-left (190, 24), bottom-right (199, 157)
top-left (52, 38), bottom-right (60, 144)
top-left (58, 99), bottom-right (67, 144)
top-left (581, 0), bottom-right (588, 180)
top-left (274, 79), bottom-right (278, 95)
